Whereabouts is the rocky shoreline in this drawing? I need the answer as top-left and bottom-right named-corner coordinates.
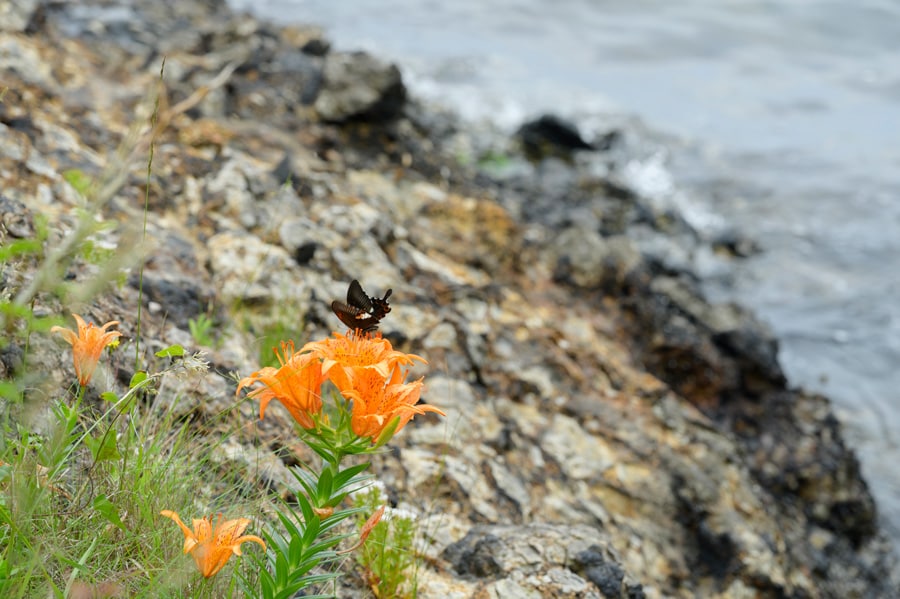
top-left (2, 0), bottom-right (898, 596)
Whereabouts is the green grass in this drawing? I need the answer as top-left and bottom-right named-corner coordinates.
top-left (0, 68), bottom-right (273, 597)
top-left (0, 380), bottom-right (267, 598)
top-left (0, 325), bottom-right (281, 597)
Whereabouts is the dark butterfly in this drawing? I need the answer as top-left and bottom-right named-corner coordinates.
top-left (331, 279), bottom-right (392, 333)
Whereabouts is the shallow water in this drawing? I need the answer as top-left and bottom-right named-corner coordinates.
top-left (232, 0), bottom-right (900, 548)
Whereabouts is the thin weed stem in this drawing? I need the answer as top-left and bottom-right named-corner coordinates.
top-left (134, 59), bottom-right (164, 370)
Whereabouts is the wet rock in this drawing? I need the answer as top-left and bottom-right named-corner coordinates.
top-left (517, 114), bottom-right (599, 161)
top-left (622, 275), bottom-right (786, 405)
top-left (314, 51), bottom-right (407, 122)
top-left (711, 229), bottom-right (761, 258)
top-left (299, 37), bottom-right (329, 57)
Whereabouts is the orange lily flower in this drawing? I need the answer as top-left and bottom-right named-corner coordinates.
top-left (50, 313), bottom-right (122, 387)
top-left (236, 341), bottom-right (324, 428)
top-left (160, 510), bottom-right (266, 578)
top-left (301, 332), bottom-right (426, 393)
top-left (340, 365), bottom-right (445, 441)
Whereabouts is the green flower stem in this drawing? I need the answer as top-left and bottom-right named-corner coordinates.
top-left (243, 389), bottom-right (385, 597)
top-left (248, 445), bottom-right (373, 598)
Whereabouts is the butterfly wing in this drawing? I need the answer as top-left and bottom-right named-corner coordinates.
top-left (346, 279), bottom-right (374, 312)
top-left (370, 289), bottom-right (393, 320)
top-left (332, 301), bottom-right (378, 332)
top-left (334, 280), bottom-right (392, 332)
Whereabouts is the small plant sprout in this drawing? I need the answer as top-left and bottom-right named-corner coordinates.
top-left (188, 313), bottom-right (216, 347)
